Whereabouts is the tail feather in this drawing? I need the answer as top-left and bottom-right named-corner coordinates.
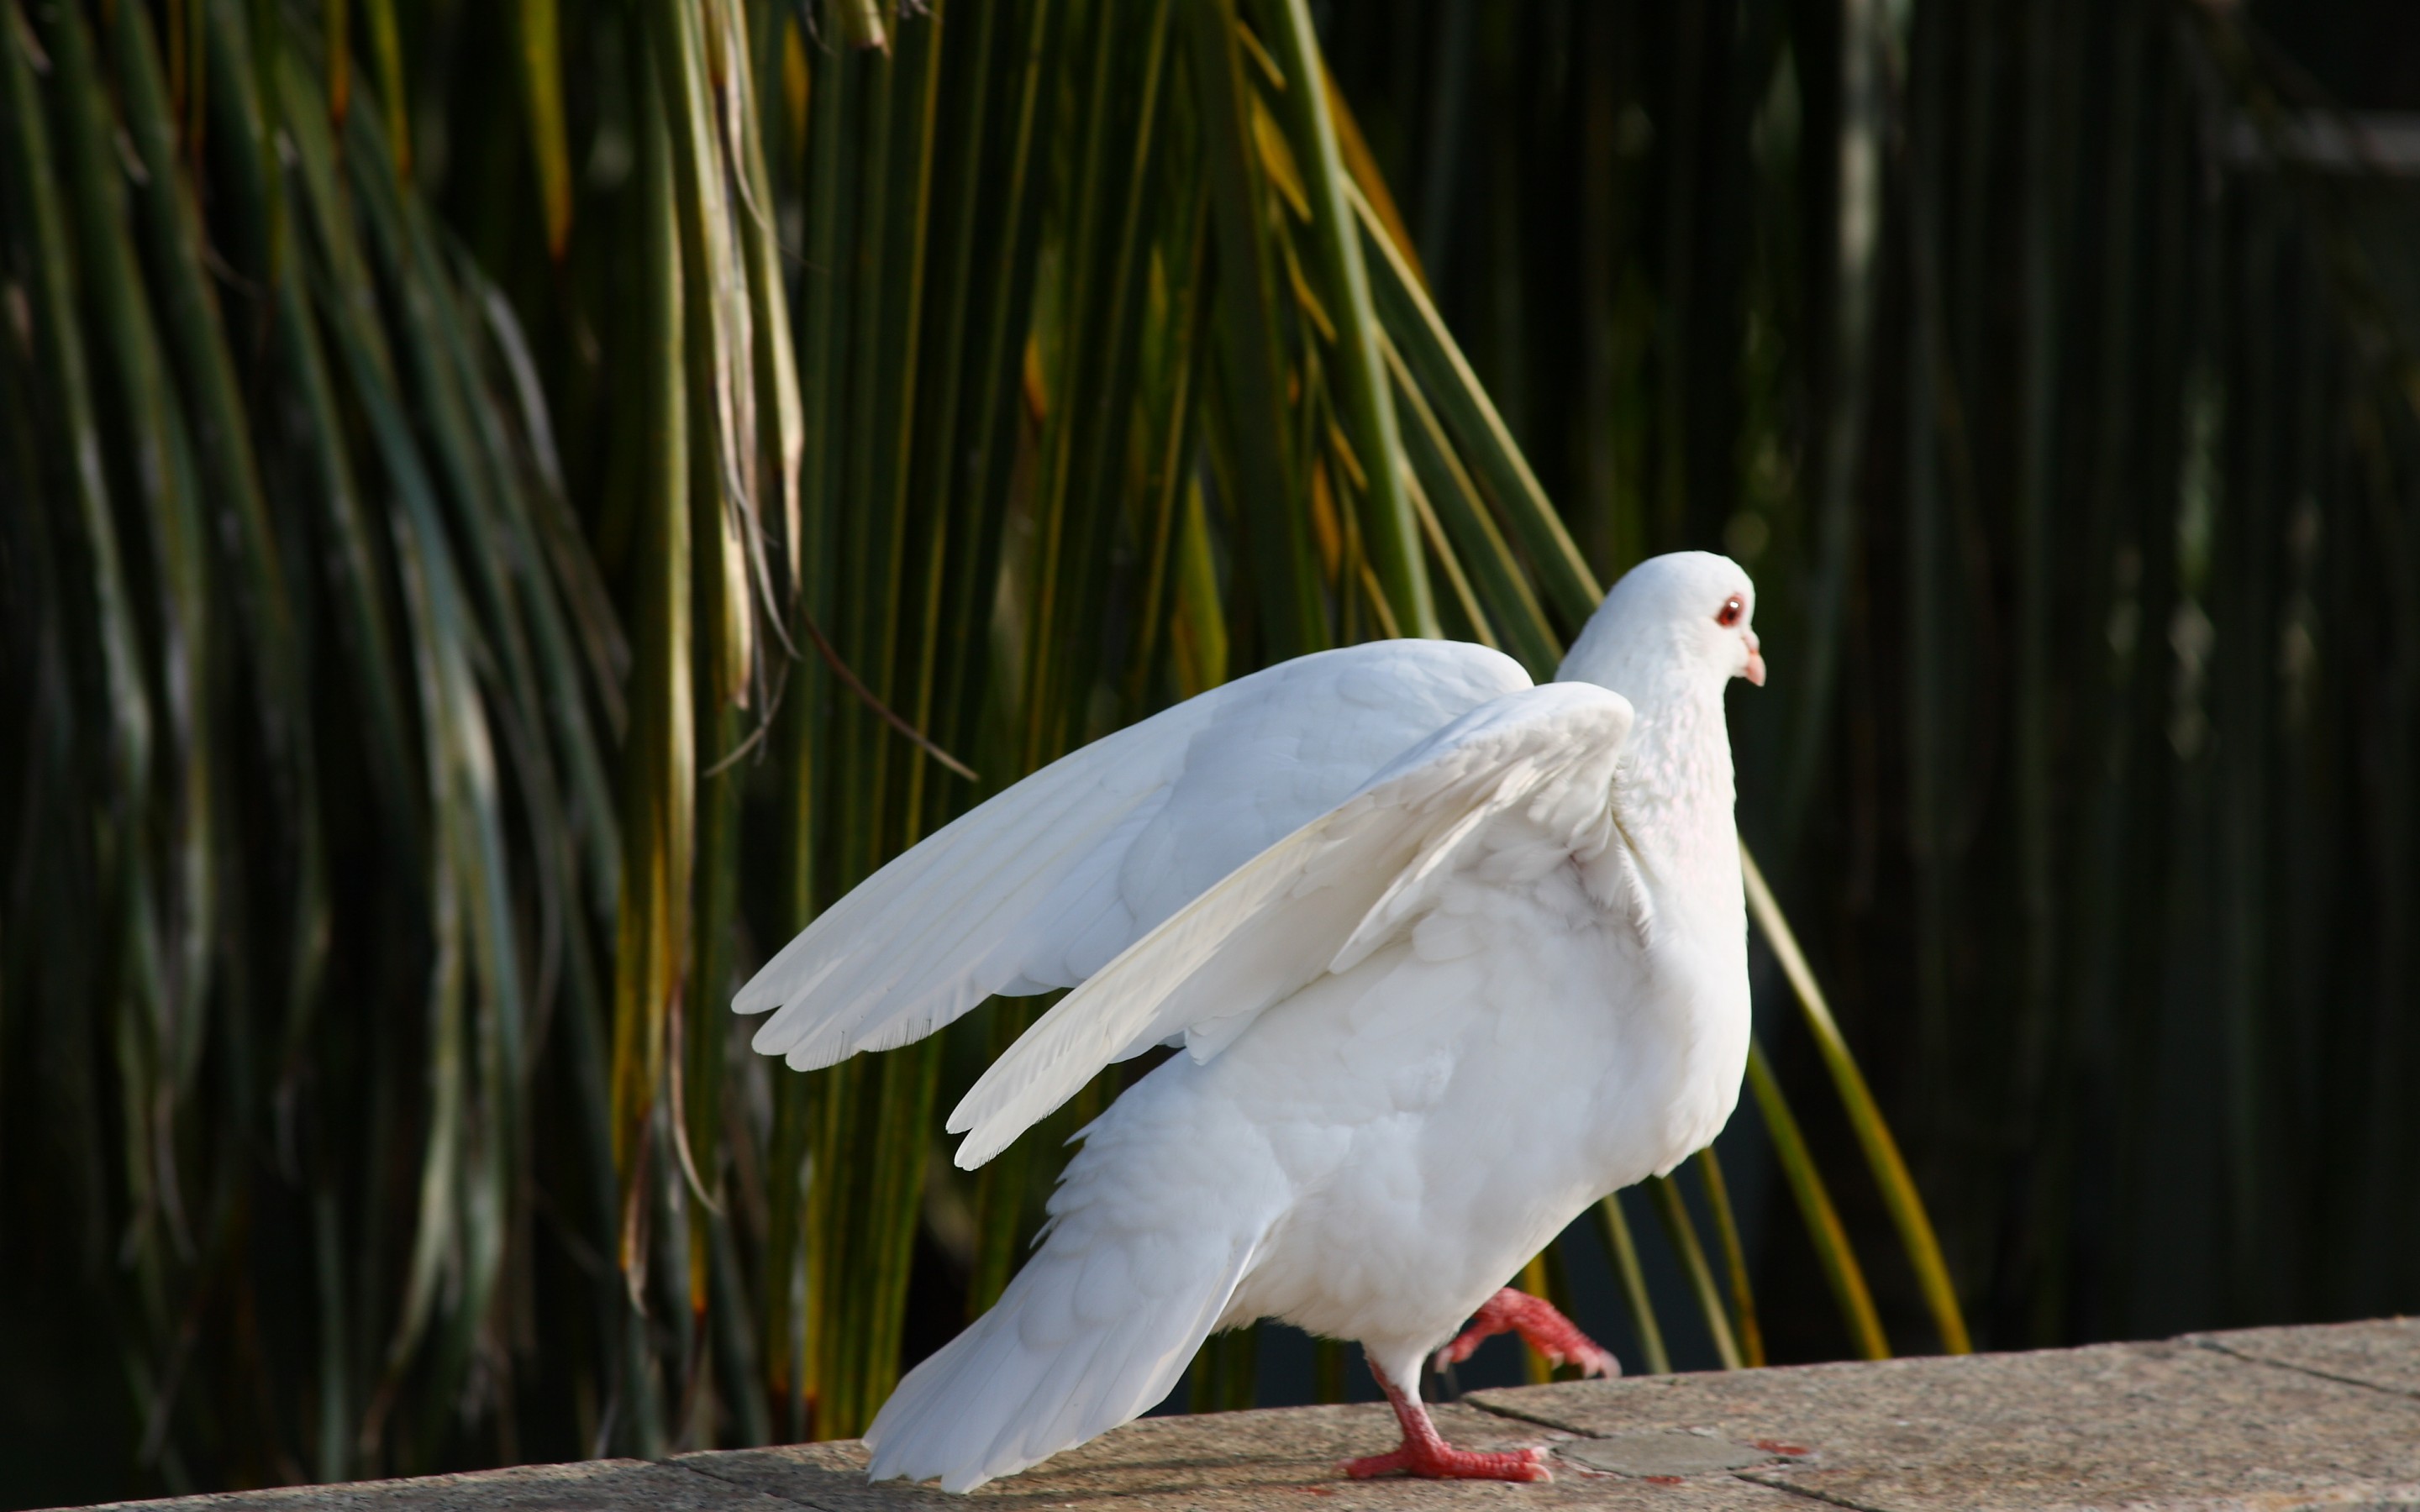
top-left (865, 1235), bottom-right (1256, 1492)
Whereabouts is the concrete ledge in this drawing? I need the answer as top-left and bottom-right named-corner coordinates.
top-left (53, 1320), bottom-right (2420, 1512)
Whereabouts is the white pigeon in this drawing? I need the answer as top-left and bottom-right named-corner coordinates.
top-left (734, 550), bottom-right (1765, 1490)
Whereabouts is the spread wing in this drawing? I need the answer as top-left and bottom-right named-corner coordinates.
top-left (735, 641), bottom-right (1531, 1069)
top-left (945, 681), bottom-right (1637, 1168)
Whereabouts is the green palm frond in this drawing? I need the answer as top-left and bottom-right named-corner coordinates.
top-left (0, 0), bottom-right (1944, 1478)
top-left (13, 0), bottom-right (2412, 1498)
top-left (0, 0), bottom-right (1952, 1472)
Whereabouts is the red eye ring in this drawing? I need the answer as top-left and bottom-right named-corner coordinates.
top-left (1716, 595), bottom-right (1744, 628)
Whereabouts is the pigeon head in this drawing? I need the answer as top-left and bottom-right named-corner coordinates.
top-left (1553, 551), bottom-right (1764, 701)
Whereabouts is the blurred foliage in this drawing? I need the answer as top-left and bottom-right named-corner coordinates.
top-left (1321, 0), bottom-right (2420, 1356)
top-left (0, 0), bottom-right (2412, 1504)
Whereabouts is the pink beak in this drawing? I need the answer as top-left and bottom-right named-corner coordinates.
top-left (1742, 630), bottom-right (1766, 686)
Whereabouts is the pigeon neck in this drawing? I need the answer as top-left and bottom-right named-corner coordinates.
top-left (1605, 676), bottom-right (1742, 918)
top-left (1619, 677), bottom-right (1734, 813)
top-left (1552, 627), bottom-right (1742, 901)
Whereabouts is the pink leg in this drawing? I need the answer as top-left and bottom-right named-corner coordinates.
top-left (1434, 1288), bottom-right (1620, 1378)
top-left (1340, 1350), bottom-right (1550, 1482)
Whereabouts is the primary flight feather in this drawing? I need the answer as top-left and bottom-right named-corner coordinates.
top-left (734, 550), bottom-right (1767, 1490)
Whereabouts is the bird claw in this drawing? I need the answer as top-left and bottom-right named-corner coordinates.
top-left (1434, 1287), bottom-right (1621, 1379)
top-left (1342, 1444), bottom-right (1550, 1483)
top-left (1562, 1341), bottom-right (1620, 1379)
top-left (1351, 1344), bottom-right (1555, 1483)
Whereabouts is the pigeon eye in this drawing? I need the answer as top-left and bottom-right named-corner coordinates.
top-left (1716, 596), bottom-right (1744, 628)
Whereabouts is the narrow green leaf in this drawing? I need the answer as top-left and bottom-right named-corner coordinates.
top-left (729, 2), bottom-right (805, 601)
top-left (1641, 1173), bottom-right (1744, 1370)
top-left (1350, 182), bottom-right (1602, 626)
top-left (1400, 459), bottom-right (1497, 651)
top-left (832, 0), bottom-right (889, 52)
top-left (1169, 478), bottom-right (1229, 697)
top-left (1743, 846), bottom-right (1971, 1353)
top-left (7, 0), bottom-right (170, 1311)
top-left (517, 0), bottom-right (573, 259)
top-left (39, 0), bottom-right (221, 1095)
top-left (642, 0), bottom-right (755, 712)
top-left (1253, 0), bottom-right (1435, 639)
top-left (114, 0), bottom-right (331, 1078)
top-left (1126, 201), bottom-right (1212, 707)
top-left (1181, 0), bottom-right (1323, 658)
top-left (293, 87), bottom-right (534, 1442)
top-left (609, 39), bottom-right (694, 1312)
top-left (1515, 1252), bottom-right (1555, 1383)
top-left (1592, 1191), bottom-right (1670, 1376)
top-left (1314, 53), bottom-right (1421, 288)
top-left (1696, 1147), bottom-right (1765, 1367)
top-left (360, 0), bottom-right (408, 173)
top-left (1312, 1338), bottom-right (1345, 1404)
top-left (325, 0), bottom-right (349, 125)
top-left (1016, 0), bottom-right (1153, 769)
top-left (1383, 332), bottom-right (1560, 675)
top-left (1745, 1038), bottom-right (1890, 1361)
top-left (1188, 1326), bottom-right (1258, 1412)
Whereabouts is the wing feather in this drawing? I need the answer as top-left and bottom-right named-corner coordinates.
top-left (945, 683), bottom-right (1637, 1168)
top-left (737, 642), bottom-right (1531, 1069)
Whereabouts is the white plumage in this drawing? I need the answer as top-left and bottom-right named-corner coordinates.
top-left (734, 551), bottom-right (1766, 1491)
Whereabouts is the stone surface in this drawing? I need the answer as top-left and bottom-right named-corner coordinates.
top-left (1467, 1332), bottom-right (2420, 1512)
top-left (1551, 1433), bottom-right (1781, 1478)
top-left (65, 1463), bottom-right (798, 1512)
top-left (38, 1321), bottom-right (2420, 1511)
top-left (677, 1401), bottom-right (1804, 1509)
top-left (2191, 1316), bottom-right (2420, 1399)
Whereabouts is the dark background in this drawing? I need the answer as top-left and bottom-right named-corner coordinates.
top-left (9, 0), bottom-right (2420, 1504)
top-left (1312, 0), bottom-right (2420, 1373)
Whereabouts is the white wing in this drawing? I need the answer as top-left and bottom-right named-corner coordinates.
top-left (736, 640), bottom-right (1531, 1069)
top-left (946, 681), bottom-right (1637, 1168)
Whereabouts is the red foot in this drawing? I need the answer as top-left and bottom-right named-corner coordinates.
top-left (1435, 1287), bottom-right (1620, 1378)
top-left (1339, 1348), bottom-right (1551, 1483)
top-left (1343, 1442), bottom-right (1549, 1482)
